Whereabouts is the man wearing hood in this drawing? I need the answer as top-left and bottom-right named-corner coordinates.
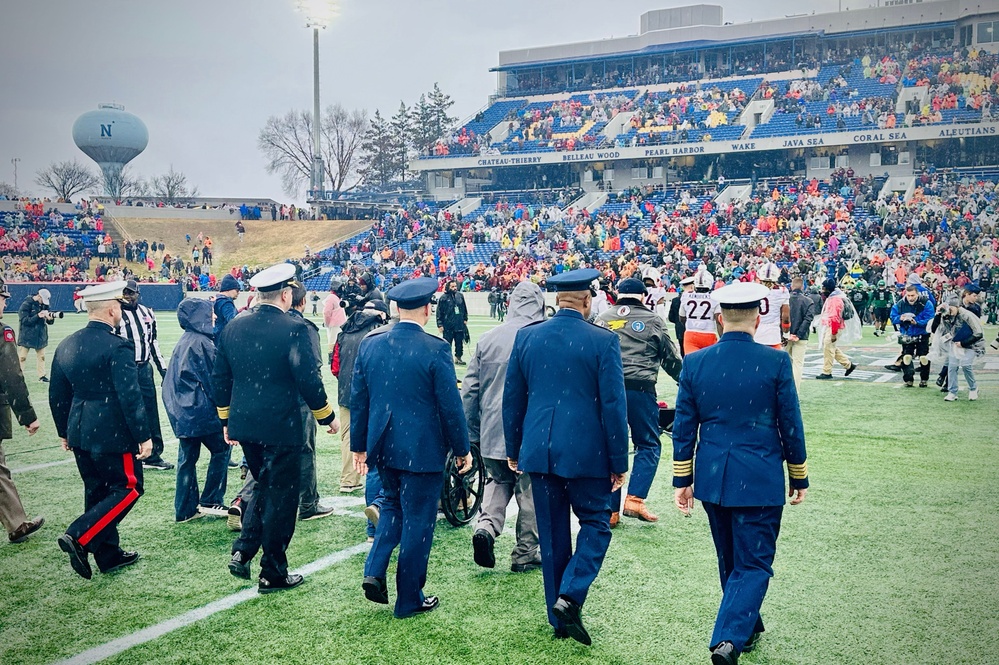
top-left (463, 282), bottom-right (545, 573)
top-left (162, 299), bottom-right (230, 522)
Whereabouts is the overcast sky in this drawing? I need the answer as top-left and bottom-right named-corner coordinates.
top-left (1, 0), bottom-right (848, 203)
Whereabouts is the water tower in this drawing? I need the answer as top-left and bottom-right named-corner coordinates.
top-left (72, 103), bottom-right (148, 196)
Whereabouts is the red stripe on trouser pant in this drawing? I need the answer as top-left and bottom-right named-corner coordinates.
top-left (78, 454), bottom-right (139, 547)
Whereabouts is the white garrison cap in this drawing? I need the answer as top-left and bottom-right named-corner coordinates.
top-left (712, 282), bottom-right (770, 310)
top-left (249, 263), bottom-right (299, 292)
top-left (79, 280), bottom-right (128, 303)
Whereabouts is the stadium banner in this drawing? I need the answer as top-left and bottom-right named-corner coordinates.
top-left (4, 282), bottom-right (184, 312)
top-left (410, 121), bottom-right (999, 171)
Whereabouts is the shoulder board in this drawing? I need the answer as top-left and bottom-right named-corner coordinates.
top-left (3, 326), bottom-right (14, 343)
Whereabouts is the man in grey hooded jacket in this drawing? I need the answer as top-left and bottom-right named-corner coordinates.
top-left (461, 281), bottom-right (545, 572)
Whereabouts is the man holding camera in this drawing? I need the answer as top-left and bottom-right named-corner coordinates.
top-left (437, 280), bottom-right (469, 365)
top-left (18, 288), bottom-right (55, 383)
top-left (890, 285), bottom-right (936, 388)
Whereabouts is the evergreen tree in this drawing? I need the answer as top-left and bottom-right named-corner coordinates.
top-left (358, 110), bottom-right (396, 187)
top-left (390, 101), bottom-right (413, 182)
top-left (427, 82), bottom-right (458, 141)
top-left (409, 93), bottom-right (437, 156)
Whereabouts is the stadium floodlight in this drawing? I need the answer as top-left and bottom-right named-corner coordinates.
top-left (295, 0), bottom-right (339, 202)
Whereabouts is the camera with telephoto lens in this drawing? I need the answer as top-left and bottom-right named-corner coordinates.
top-left (339, 293), bottom-right (371, 317)
top-left (41, 310), bottom-right (64, 320)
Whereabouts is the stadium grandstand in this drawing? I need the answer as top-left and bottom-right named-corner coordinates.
top-left (290, 1), bottom-right (999, 298)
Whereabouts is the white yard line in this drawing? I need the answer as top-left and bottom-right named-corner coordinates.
top-left (11, 439), bottom-right (180, 475)
top-left (52, 541), bottom-right (371, 665)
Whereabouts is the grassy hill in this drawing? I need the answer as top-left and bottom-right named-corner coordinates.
top-left (112, 217), bottom-right (372, 273)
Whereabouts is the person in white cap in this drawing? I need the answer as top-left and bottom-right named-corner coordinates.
top-left (49, 281), bottom-right (154, 580)
top-left (17, 288), bottom-right (55, 382)
top-left (214, 263), bottom-right (338, 594)
top-left (673, 281), bottom-right (808, 665)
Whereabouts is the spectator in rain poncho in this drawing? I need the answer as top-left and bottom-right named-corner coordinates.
top-left (816, 278), bottom-right (860, 379)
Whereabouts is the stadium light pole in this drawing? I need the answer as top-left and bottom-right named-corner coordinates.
top-left (11, 157), bottom-right (20, 194)
top-left (296, 0), bottom-right (338, 203)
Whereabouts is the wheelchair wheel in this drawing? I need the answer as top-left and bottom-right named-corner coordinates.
top-left (441, 442), bottom-right (485, 527)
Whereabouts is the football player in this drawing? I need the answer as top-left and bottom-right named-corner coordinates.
top-left (753, 263), bottom-right (790, 349)
top-left (679, 270), bottom-right (721, 355)
top-left (641, 267), bottom-right (669, 321)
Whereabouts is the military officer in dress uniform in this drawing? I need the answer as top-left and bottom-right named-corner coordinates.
top-left (350, 277), bottom-right (472, 619)
top-left (504, 268), bottom-right (630, 645)
top-left (214, 263), bottom-right (337, 594)
top-left (0, 280), bottom-right (45, 544)
top-left (596, 278), bottom-right (682, 526)
top-left (672, 282), bottom-right (809, 665)
top-left (49, 281), bottom-right (153, 579)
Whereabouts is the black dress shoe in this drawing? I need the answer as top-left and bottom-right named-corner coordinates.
top-left (472, 529), bottom-right (495, 569)
top-left (99, 551), bottom-right (140, 574)
top-left (511, 561), bottom-right (541, 573)
top-left (229, 551), bottom-right (251, 580)
top-left (552, 595), bottom-right (591, 646)
top-left (742, 631), bottom-right (762, 653)
top-left (362, 576), bottom-right (389, 604)
top-left (845, 363), bottom-right (858, 376)
top-left (57, 534), bottom-right (92, 580)
top-left (710, 641), bottom-right (739, 665)
top-left (815, 373), bottom-right (833, 380)
top-left (258, 573), bottom-right (304, 594)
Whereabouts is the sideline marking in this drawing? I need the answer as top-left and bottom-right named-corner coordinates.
top-left (12, 439), bottom-right (180, 475)
top-left (53, 541), bottom-right (371, 665)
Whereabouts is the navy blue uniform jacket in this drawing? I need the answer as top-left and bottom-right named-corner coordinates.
top-left (49, 321), bottom-right (151, 455)
top-left (503, 309), bottom-right (629, 478)
top-left (672, 331), bottom-right (808, 506)
top-left (212, 304), bottom-right (334, 446)
top-left (349, 321), bottom-right (470, 473)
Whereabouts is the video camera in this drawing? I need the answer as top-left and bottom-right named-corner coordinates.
top-left (339, 293), bottom-right (374, 317)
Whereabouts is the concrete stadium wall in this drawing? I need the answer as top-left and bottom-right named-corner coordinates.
top-left (4, 282), bottom-right (184, 312)
top-left (105, 205), bottom-right (240, 221)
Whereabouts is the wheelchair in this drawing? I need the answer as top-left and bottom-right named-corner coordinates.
top-left (440, 441), bottom-right (486, 527)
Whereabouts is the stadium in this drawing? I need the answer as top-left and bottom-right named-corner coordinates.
top-left (1, 1), bottom-right (999, 664)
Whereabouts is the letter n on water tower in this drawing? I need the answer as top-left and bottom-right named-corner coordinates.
top-left (100, 124), bottom-right (112, 137)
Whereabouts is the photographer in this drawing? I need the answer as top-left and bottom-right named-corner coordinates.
top-left (931, 289), bottom-right (985, 402)
top-left (436, 280), bottom-right (468, 365)
top-left (18, 288), bottom-right (56, 383)
top-left (890, 285), bottom-right (935, 388)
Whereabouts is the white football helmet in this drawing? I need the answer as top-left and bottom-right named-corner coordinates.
top-left (641, 266), bottom-right (662, 285)
top-left (694, 270), bottom-right (714, 289)
top-left (758, 263), bottom-right (781, 283)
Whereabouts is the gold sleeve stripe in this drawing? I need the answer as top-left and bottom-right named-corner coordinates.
top-left (787, 462), bottom-right (808, 479)
top-left (673, 460), bottom-right (693, 475)
top-left (217, 406), bottom-right (230, 419)
top-left (312, 403), bottom-right (334, 421)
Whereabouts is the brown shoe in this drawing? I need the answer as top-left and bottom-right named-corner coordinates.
top-left (9, 517), bottom-right (45, 543)
top-left (622, 496), bottom-right (659, 522)
top-left (609, 512), bottom-right (620, 528)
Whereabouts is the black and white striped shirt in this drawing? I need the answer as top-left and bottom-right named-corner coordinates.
top-left (117, 304), bottom-right (166, 372)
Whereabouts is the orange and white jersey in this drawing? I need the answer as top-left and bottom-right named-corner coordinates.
top-left (680, 291), bottom-right (719, 333)
top-left (644, 286), bottom-right (669, 320)
top-left (753, 285), bottom-right (789, 346)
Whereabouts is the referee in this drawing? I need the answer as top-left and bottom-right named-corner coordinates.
top-left (117, 280), bottom-right (172, 470)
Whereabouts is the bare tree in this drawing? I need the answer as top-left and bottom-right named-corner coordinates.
top-left (151, 166), bottom-right (199, 204)
top-left (103, 165), bottom-right (148, 200)
top-left (0, 182), bottom-right (17, 199)
top-left (321, 105), bottom-right (368, 195)
top-left (258, 103), bottom-right (368, 199)
top-left (35, 160), bottom-right (100, 201)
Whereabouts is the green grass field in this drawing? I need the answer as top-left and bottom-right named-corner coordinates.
top-left (1, 313), bottom-right (997, 665)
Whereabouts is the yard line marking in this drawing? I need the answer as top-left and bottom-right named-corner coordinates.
top-left (52, 541), bottom-right (371, 665)
top-left (874, 374), bottom-right (896, 383)
top-left (11, 459), bottom-right (74, 474)
top-left (12, 439), bottom-right (179, 475)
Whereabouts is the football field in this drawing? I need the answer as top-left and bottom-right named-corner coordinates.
top-left (1, 312), bottom-right (998, 665)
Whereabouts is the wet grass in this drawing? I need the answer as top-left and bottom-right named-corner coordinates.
top-left (1, 316), bottom-right (997, 664)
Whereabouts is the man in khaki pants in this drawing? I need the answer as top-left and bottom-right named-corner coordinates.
top-left (786, 277), bottom-right (815, 391)
top-left (816, 278), bottom-right (858, 380)
top-left (0, 283), bottom-right (45, 544)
